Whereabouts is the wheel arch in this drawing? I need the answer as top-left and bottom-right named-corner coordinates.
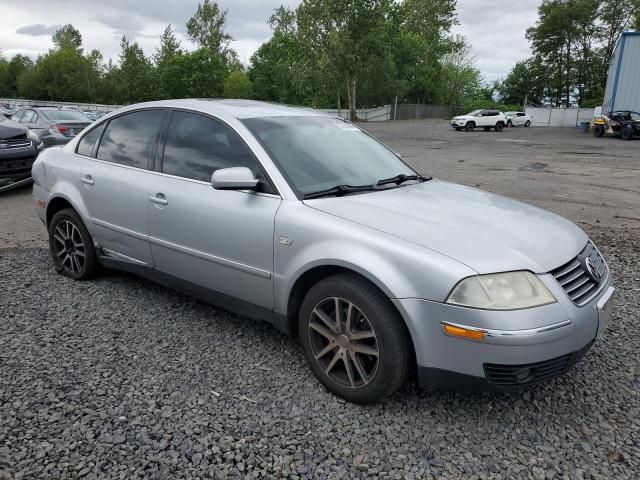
top-left (283, 262), bottom-right (418, 373)
top-left (46, 195), bottom-right (78, 227)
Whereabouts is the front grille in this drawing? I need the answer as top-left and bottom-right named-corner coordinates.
top-left (0, 133), bottom-right (32, 149)
top-left (484, 342), bottom-right (592, 388)
top-left (549, 241), bottom-right (607, 307)
top-left (0, 157), bottom-right (36, 178)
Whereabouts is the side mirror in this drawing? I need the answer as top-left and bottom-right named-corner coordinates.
top-left (211, 167), bottom-right (259, 191)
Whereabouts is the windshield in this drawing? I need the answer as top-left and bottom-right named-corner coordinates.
top-left (41, 110), bottom-right (90, 121)
top-left (242, 116), bottom-right (415, 196)
top-left (466, 110), bottom-right (482, 116)
top-left (629, 112), bottom-right (640, 121)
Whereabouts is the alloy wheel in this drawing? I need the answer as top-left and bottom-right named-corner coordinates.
top-left (52, 220), bottom-right (86, 274)
top-left (307, 297), bottom-right (379, 389)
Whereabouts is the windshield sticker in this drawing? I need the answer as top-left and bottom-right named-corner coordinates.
top-left (334, 122), bottom-right (360, 131)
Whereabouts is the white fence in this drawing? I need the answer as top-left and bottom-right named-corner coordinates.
top-left (319, 105), bottom-right (391, 121)
top-left (1, 98), bottom-right (118, 111)
top-left (524, 106), bottom-right (602, 127)
top-left (1, 98), bottom-right (392, 121)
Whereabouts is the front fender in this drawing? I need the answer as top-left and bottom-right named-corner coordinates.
top-left (273, 202), bottom-right (475, 316)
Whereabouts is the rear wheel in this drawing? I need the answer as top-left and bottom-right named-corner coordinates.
top-left (622, 127), bottom-right (633, 140)
top-left (465, 122), bottom-right (475, 132)
top-left (48, 208), bottom-right (99, 280)
top-left (594, 124), bottom-right (605, 137)
top-left (298, 274), bottom-right (411, 403)
top-left (495, 122), bottom-right (504, 132)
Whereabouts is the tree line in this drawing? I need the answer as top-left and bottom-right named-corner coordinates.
top-left (0, 0), bottom-right (502, 119)
top-left (498, 0), bottom-right (640, 108)
top-left (1, 0), bottom-right (638, 116)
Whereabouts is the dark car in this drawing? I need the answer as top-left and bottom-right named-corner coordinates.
top-left (593, 110), bottom-right (640, 140)
top-left (0, 114), bottom-right (44, 184)
top-left (12, 107), bottom-right (92, 147)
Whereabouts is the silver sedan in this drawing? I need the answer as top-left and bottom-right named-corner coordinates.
top-left (31, 100), bottom-right (614, 403)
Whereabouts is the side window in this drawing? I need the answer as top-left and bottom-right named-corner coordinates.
top-left (12, 111), bottom-right (24, 122)
top-left (76, 124), bottom-right (105, 157)
top-left (20, 110), bottom-right (34, 123)
top-left (97, 110), bottom-right (165, 168)
top-left (162, 110), bottom-right (258, 182)
top-left (517, 112), bottom-right (525, 117)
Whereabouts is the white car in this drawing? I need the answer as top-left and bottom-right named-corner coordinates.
top-left (451, 110), bottom-right (507, 132)
top-left (505, 111), bottom-right (532, 128)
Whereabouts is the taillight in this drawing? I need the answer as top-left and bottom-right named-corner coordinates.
top-left (49, 124), bottom-right (70, 135)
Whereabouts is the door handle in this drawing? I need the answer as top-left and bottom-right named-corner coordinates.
top-left (148, 194), bottom-right (168, 206)
top-left (81, 175), bottom-right (94, 185)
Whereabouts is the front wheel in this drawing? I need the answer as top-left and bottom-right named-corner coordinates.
top-left (495, 122), bottom-right (504, 132)
top-left (594, 124), bottom-right (605, 137)
top-left (465, 122), bottom-right (475, 132)
top-left (622, 127), bottom-right (633, 140)
top-left (507, 120), bottom-right (513, 128)
top-left (49, 208), bottom-right (99, 280)
top-left (524, 120), bottom-right (531, 127)
top-left (299, 274), bottom-right (411, 403)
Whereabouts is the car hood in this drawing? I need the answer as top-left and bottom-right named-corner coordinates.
top-left (452, 115), bottom-right (473, 121)
top-left (304, 180), bottom-right (587, 274)
top-left (0, 121), bottom-right (27, 140)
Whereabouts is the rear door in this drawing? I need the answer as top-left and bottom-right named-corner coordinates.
top-left (146, 109), bottom-right (281, 309)
top-left (75, 109), bottom-right (167, 266)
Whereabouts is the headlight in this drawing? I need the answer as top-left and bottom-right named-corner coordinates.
top-left (27, 129), bottom-right (43, 147)
top-left (446, 271), bottom-right (556, 310)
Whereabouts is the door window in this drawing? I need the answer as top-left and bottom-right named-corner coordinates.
top-left (97, 110), bottom-right (165, 169)
top-left (162, 110), bottom-right (258, 182)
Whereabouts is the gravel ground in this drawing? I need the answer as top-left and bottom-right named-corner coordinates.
top-left (1, 122), bottom-right (639, 479)
top-left (1, 225), bottom-right (638, 479)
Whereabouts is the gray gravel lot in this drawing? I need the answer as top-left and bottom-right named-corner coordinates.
top-left (1, 121), bottom-right (639, 479)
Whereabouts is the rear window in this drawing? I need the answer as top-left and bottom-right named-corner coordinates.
top-left (41, 110), bottom-right (90, 122)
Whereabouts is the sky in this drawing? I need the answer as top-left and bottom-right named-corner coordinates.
top-left (0, 0), bottom-right (541, 83)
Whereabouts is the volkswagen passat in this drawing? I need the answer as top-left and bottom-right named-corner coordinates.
top-left (32, 100), bottom-right (614, 403)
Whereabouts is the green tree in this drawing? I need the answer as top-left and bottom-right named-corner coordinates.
top-left (113, 36), bottom-right (157, 103)
top-left (1, 54), bottom-right (34, 98)
top-left (52, 24), bottom-right (83, 51)
top-left (187, 0), bottom-right (232, 54)
top-left (223, 70), bottom-right (252, 98)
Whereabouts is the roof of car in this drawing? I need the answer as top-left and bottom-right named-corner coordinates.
top-left (122, 99), bottom-right (330, 120)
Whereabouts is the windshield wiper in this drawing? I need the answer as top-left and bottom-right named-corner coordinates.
top-left (376, 173), bottom-right (432, 186)
top-left (303, 184), bottom-right (377, 200)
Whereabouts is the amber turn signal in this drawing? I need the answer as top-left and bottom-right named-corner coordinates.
top-left (443, 323), bottom-right (485, 341)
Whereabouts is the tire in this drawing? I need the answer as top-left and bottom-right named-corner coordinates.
top-left (483, 127), bottom-right (491, 131)
top-left (298, 273), bottom-right (411, 403)
top-left (495, 122), bottom-right (504, 132)
top-left (622, 127), bottom-right (633, 141)
top-left (524, 120), bottom-right (531, 127)
top-left (48, 208), bottom-right (99, 280)
top-left (465, 122), bottom-right (475, 132)
top-left (507, 120), bottom-right (513, 128)
top-left (594, 124), bottom-right (605, 137)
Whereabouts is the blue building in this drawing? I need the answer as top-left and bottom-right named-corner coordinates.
top-left (602, 32), bottom-right (640, 113)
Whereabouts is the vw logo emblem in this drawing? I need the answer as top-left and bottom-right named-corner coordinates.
top-left (585, 257), bottom-right (601, 282)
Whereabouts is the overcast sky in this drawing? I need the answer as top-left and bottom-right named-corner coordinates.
top-left (0, 0), bottom-right (540, 82)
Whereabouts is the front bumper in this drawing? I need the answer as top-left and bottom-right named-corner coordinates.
top-left (0, 144), bottom-right (41, 180)
top-left (451, 120), bottom-right (466, 128)
top-left (393, 274), bottom-right (614, 391)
